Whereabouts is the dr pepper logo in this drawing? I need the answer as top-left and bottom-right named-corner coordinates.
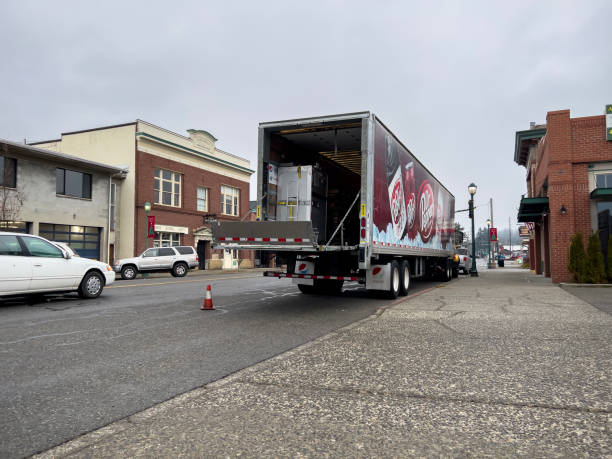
top-left (418, 180), bottom-right (435, 243)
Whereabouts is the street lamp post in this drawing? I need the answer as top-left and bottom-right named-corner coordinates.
top-left (468, 183), bottom-right (478, 277)
top-left (487, 218), bottom-right (492, 269)
top-left (144, 201), bottom-right (152, 250)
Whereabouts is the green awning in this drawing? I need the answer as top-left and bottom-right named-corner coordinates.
top-left (590, 188), bottom-right (612, 199)
top-left (517, 196), bottom-right (549, 223)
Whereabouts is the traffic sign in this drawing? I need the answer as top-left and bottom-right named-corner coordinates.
top-left (490, 227), bottom-right (497, 242)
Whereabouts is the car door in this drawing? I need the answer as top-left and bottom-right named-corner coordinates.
top-left (0, 234), bottom-right (32, 294)
top-left (156, 247), bottom-right (176, 269)
top-left (20, 236), bottom-right (81, 291)
top-left (139, 248), bottom-right (160, 270)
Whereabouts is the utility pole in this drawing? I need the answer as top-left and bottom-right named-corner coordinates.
top-left (509, 216), bottom-right (512, 258)
top-left (489, 198), bottom-right (496, 268)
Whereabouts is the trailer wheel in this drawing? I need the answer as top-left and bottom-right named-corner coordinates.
top-left (443, 260), bottom-right (452, 282)
top-left (297, 284), bottom-right (315, 294)
top-left (399, 260), bottom-right (410, 296)
top-left (387, 260), bottom-right (400, 299)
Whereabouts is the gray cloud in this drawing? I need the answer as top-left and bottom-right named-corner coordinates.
top-left (1, 0), bottom-right (610, 235)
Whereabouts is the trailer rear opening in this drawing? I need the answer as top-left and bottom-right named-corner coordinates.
top-left (213, 112), bottom-right (456, 298)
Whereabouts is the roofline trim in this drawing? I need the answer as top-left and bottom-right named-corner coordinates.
top-left (135, 132), bottom-right (254, 174)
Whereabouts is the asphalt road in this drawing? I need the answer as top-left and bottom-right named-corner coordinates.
top-left (0, 272), bottom-right (437, 458)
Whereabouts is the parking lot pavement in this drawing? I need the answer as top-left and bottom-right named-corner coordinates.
top-left (37, 267), bottom-right (611, 457)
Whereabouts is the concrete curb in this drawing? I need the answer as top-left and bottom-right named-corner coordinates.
top-left (559, 282), bottom-right (612, 288)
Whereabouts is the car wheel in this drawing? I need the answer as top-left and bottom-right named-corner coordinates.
top-left (79, 271), bottom-right (104, 298)
top-left (121, 265), bottom-right (137, 280)
top-left (172, 262), bottom-right (188, 278)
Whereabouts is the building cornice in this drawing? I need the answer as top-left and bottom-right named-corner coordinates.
top-left (135, 132), bottom-right (254, 174)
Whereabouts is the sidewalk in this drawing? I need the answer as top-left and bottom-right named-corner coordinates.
top-left (38, 264), bottom-right (611, 457)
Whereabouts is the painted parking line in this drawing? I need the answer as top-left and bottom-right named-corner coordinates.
top-left (106, 274), bottom-right (264, 289)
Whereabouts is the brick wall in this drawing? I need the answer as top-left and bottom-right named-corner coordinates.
top-left (539, 110), bottom-right (612, 282)
top-left (133, 150), bottom-right (253, 265)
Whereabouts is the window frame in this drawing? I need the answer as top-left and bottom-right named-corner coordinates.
top-left (154, 168), bottom-right (182, 208)
top-left (220, 184), bottom-right (240, 217)
top-left (56, 167), bottom-right (92, 199)
top-left (153, 232), bottom-right (180, 247)
top-left (595, 173), bottom-right (612, 189)
top-left (0, 155), bottom-right (17, 188)
top-left (197, 186), bottom-right (208, 212)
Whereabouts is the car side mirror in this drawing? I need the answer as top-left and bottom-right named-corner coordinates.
top-left (63, 250), bottom-right (72, 259)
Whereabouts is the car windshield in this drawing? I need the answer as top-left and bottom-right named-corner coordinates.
top-left (457, 248), bottom-right (468, 255)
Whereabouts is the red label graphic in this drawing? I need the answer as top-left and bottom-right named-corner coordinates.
top-left (298, 263), bottom-right (307, 272)
top-left (418, 181), bottom-right (435, 243)
top-left (372, 267), bottom-right (382, 275)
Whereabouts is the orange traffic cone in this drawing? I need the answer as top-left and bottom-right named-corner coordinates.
top-left (202, 284), bottom-right (215, 310)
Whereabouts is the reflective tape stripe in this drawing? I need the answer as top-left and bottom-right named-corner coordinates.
top-left (217, 237), bottom-right (310, 243)
top-left (263, 272), bottom-right (358, 281)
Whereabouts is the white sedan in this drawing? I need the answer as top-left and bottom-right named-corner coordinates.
top-left (0, 232), bottom-right (115, 299)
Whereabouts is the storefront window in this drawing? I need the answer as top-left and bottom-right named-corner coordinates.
top-left (153, 232), bottom-right (180, 247)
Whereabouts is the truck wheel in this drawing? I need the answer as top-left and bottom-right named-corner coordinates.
top-left (172, 262), bottom-right (188, 278)
top-left (298, 284), bottom-right (315, 294)
top-left (452, 267), bottom-right (459, 278)
top-left (314, 279), bottom-right (344, 295)
top-left (444, 260), bottom-right (452, 282)
top-left (121, 265), bottom-right (137, 280)
top-left (387, 260), bottom-right (400, 299)
top-left (78, 271), bottom-right (104, 298)
top-left (399, 260), bottom-right (410, 296)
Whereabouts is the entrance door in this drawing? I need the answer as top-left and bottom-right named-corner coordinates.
top-left (197, 240), bottom-right (207, 270)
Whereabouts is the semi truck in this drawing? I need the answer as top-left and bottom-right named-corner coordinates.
top-left (212, 112), bottom-right (456, 298)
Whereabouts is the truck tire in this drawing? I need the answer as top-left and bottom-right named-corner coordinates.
top-left (172, 262), bottom-right (188, 277)
top-left (387, 260), bottom-right (400, 299)
top-left (297, 284), bottom-right (315, 294)
top-left (314, 279), bottom-right (344, 295)
top-left (443, 260), bottom-right (452, 282)
top-left (399, 260), bottom-right (410, 296)
top-left (121, 265), bottom-right (138, 280)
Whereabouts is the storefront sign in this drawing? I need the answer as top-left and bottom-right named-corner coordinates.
top-left (154, 224), bottom-right (189, 234)
top-left (519, 225), bottom-right (529, 237)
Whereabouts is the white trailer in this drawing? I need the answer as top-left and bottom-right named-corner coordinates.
top-left (213, 112), bottom-right (456, 297)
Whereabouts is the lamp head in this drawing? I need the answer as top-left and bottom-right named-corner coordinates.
top-left (144, 201), bottom-right (152, 213)
top-left (468, 183), bottom-right (477, 196)
top-left (486, 218), bottom-right (491, 226)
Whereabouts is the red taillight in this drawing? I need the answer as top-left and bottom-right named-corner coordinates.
top-left (361, 229), bottom-right (366, 238)
top-left (463, 256), bottom-right (467, 261)
top-left (360, 218), bottom-right (366, 227)
top-left (196, 256), bottom-right (199, 261)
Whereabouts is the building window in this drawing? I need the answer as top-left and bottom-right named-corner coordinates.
top-left (154, 168), bottom-right (181, 207)
top-left (56, 168), bottom-right (92, 199)
top-left (110, 183), bottom-right (116, 231)
top-left (221, 185), bottom-right (239, 216)
top-left (197, 187), bottom-right (208, 212)
top-left (0, 155), bottom-right (17, 188)
top-left (595, 173), bottom-right (612, 189)
top-left (153, 232), bottom-right (180, 247)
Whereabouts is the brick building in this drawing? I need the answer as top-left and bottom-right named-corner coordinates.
top-left (30, 121), bottom-right (254, 269)
top-left (514, 108), bottom-right (612, 282)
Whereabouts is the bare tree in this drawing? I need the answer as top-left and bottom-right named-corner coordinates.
top-left (0, 160), bottom-right (24, 229)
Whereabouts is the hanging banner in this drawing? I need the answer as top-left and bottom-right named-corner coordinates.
top-left (147, 215), bottom-right (155, 238)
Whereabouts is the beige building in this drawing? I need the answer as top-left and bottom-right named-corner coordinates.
top-left (30, 121), bottom-right (253, 266)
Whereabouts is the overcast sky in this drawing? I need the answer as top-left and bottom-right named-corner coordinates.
top-left (1, 0), bottom-right (611, 234)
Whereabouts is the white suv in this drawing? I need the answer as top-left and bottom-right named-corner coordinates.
top-left (113, 246), bottom-right (198, 280)
top-left (0, 233), bottom-right (115, 299)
